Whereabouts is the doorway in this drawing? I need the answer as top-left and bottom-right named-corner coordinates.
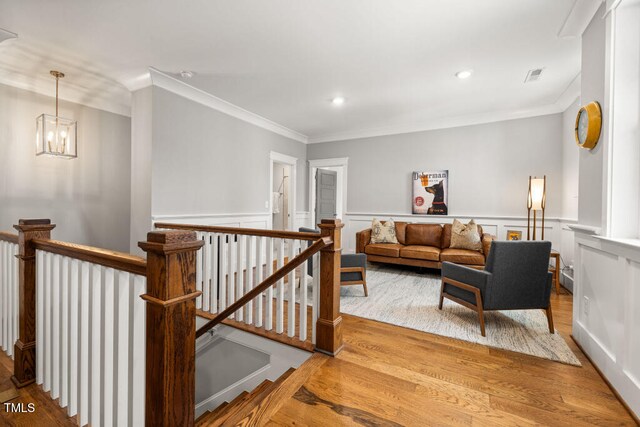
top-left (308, 158), bottom-right (348, 228)
top-left (269, 151), bottom-right (297, 231)
top-left (272, 163), bottom-right (290, 230)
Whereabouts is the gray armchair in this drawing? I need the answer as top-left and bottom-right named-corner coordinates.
top-left (299, 227), bottom-right (368, 296)
top-left (439, 240), bottom-right (553, 336)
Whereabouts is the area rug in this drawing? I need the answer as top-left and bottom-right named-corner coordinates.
top-left (339, 264), bottom-right (581, 366)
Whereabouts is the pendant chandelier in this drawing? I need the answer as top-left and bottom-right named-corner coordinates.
top-left (36, 71), bottom-right (77, 158)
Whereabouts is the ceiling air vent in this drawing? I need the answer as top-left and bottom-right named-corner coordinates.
top-left (524, 68), bottom-right (544, 83)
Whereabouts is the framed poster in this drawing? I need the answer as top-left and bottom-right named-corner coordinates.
top-left (506, 230), bottom-right (522, 241)
top-left (412, 171), bottom-right (448, 215)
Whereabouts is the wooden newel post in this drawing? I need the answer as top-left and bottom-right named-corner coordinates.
top-left (317, 218), bottom-right (344, 356)
top-left (139, 230), bottom-right (204, 427)
top-left (12, 219), bottom-right (55, 388)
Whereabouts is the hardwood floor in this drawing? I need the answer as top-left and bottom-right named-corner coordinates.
top-left (269, 289), bottom-right (638, 426)
top-left (0, 352), bottom-right (75, 426)
top-left (0, 286), bottom-right (636, 425)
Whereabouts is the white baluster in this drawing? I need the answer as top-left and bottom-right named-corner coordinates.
top-left (276, 239), bottom-right (285, 334)
top-left (245, 235), bottom-right (254, 324)
top-left (202, 232), bottom-right (211, 312)
top-left (116, 270), bottom-right (131, 426)
top-left (79, 261), bottom-right (90, 427)
top-left (90, 264), bottom-right (102, 427)
top-left (131, 275), bottom-right (146, 427)
top-left (287, 240), bottom-right (296, 337)
top-left (103, 267), bottom-right (116, 426)
top-left (256, 236), bottom-right (264, 328)
top-left (1, 242), bottom-right (7, 355)
top-left (13, 244), bottom-right (18, 357)
top-left (236, 234), bottom-right (245, 322)
top-left (228, 235), bottom-right (236, 318)
top-left (219, 235), bottom-right (227, 311)
top-left (264, 237), bottom-right (273, 330)
top-left (195, 232), bottom-right (203, 310)
top-left (211, 233), bottom-right (219, 314)
top-left (68, 258), bottom-right (79, 417)
top-left (36, 250), bottom-right (44, 383)
top-left (43, 252), bottom-right (53, 392)
top-left (300, 246), bottom-right (308, 342)
top-left (51, 254), bottom-right (61, 398)
top-left (60, 256), bottom-right (70, 408)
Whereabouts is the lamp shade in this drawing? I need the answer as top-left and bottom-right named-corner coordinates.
top-left (530, 178), bottom-right (545, 211)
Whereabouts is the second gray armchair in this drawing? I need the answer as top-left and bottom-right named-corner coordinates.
top-left (439, 240), bottom-right (554, 336)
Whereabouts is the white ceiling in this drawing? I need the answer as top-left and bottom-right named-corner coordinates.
top-left (0, 0), bottom-right (593, 142)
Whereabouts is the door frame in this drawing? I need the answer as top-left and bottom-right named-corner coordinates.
top-left (308, 157), bottom-right (349, 229)
top-left (269, 151), bottom-right (297, 231)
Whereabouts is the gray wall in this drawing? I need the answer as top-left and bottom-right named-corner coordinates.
top-left (308, 114), bottom-right (564, 217)
top-left (0, 83), bottom-right (131, 251)
top-left (150, 86), bottom-right (307, 216)
top-left (578, 3), bottom-right (606, 228)
top-left (130, 87), bottom-right (153, 252)
top-left (562, 97), bottom-right (580, 220)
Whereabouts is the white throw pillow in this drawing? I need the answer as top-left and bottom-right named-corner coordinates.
top-left (450, 219), bottom-right (482, 251)
top-left (370, 218), bottom-right (399, 244)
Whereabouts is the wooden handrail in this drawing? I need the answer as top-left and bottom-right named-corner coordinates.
top-left (155, 222), bottom-right (321, 241)
top-left (195, 236), bottom-right (332, 339)
top-left (0, 231), bottom-right (18, 244)
top-left (32, 238), bottom-right (147, 276)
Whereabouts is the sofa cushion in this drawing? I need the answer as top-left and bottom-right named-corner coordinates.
top-left (370, 218), bottom-right (399, 244)
top-left (400, 245), bottom-right (440, 261)
top-left (442, 223), bottom-right (484, 248)
top-left (365, 243), bottom-right (404, 258)
top-left (450, 219), bottom-right (482, 251)
top-left (405, 224), bottom-right (442, 247)
top-left (395, 221), bottom-right (409, 245)
top-left (440, 248), bottom-right (485, 265)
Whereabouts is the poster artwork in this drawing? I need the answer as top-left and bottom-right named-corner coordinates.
top-left (412, 171), bottom-right (449, 215)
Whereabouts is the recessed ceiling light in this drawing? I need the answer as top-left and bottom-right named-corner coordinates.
top-left (180, 70), bottom-right (194, 78)
top-left (455, 70), bottom-right (473, 79)
top-left (331, 96), bottom-right (345, 106)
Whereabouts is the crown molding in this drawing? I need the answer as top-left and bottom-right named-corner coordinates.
top-left (307, 102), bottom-right (570, 144)
top-left (557, 0), bottom-right (603, 38)
top-left (148, 67), bottom-right (308, 144)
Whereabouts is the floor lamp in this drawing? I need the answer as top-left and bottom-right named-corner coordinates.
top-left (527, 176), bottom-right (546, 240)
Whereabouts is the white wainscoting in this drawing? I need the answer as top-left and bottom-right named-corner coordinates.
top-left (152, 211), bottom-right (312, 232)
top-left (152, 213), bottom-right (271, 230)
top-left (572, 231), bottom-right (640, 418)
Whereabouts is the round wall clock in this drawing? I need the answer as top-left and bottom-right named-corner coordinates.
top-left (575, 101), bottom-right (602, 150)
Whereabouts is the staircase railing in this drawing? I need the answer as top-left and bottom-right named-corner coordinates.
top-left (0, 217), bottom-right (344, 426)
top-left (155, 219), bottom-right (345, 355)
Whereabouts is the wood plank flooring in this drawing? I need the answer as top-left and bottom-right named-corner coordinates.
top-left (268, 288), bottom-right (638, 426)
top-left (0, 284), bottom-right (636, 425)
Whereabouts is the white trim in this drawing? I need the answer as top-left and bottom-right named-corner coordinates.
top-left (149, 67), bottom-right (308, 143)
top-left (153, 212), bottom-right (269, 221)
top-left (568, 224), bottom-right (603, 235)
top-left (557, 0), bottom-right (604, 38)
top-left (345, 212), bottom-right (575, 222)
top-left (307, 105), bottom-right (565, 143)
top-left (308, 158), bottom-right (349, 228)
top-left (269, 151), bottom-right (299, 165)
top-left (269, 152), bottom-right (298, 231)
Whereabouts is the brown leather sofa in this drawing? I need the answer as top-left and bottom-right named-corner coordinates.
top-left (356, 222), bottom-right (495, 269)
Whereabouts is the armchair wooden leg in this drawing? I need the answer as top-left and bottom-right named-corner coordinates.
top-left (474, 291), bottom-right (486, 337)
top-left (362, 268), bottom-right (368, 297)
top-left (438, 280), bottom-right (445, 310)
top-left (545, 305), bottom-right (555, 334)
